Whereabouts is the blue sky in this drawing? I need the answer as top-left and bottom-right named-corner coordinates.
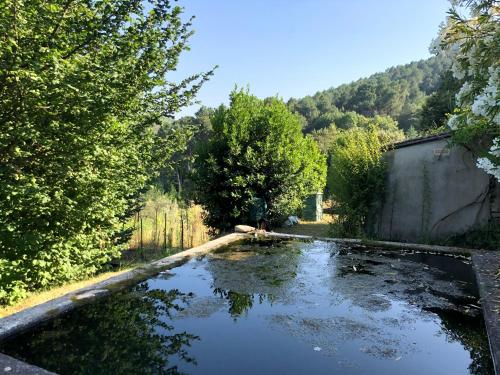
top-left (170, 0), bottom-right (451, 117)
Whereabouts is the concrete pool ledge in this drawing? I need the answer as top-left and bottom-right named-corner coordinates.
top-left (266, 231), bottom-right (477, 255)
top-left (0, 232), bottom-right (250, 343)
top-left (472, 251), bottom-right (500, 375)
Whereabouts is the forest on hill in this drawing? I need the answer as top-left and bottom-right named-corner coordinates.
top-left (286, 56), bottom-right (456, 133)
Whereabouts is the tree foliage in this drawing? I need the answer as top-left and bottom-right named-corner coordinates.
top-left (193, 90), bottom-right (327, 230)
top-left (420, 70), bottom-right (461, 132)
top-left (158, 107), bottom-right (214, 200)
top-left (0, 0), bottom-right (212, 304)
top-left (287, 57), bottom-right (448, 131)
top-left (435, 0), bottom-right (500, 181)
top-left (327, 128), bottom-right (386, 237)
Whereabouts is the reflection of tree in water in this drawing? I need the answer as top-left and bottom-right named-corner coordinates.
top-left (213, 288), bottom-right (254, 317)
top-left (212, 288), bottom-right (275, 318)
top-left (1, 283), bottom-right (198, 375)
top-left (207, 239), bottom-right (301, 318)
top-left (429, 307), bottom-right (494, 375)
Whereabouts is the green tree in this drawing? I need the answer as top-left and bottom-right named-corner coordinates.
top-left (0, 0), bottom-right (213, 304)
top-left (420, 71), bottom-right (461, 131)
top-left (193, 89), bottom-right (327, 230)
top-left (328, 127), bottom-right (386, 237)
top-left (158, 106), bottom-right (215, 200)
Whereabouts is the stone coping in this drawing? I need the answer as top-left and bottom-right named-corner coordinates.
top-left (0, 231), bottom-right (498, 374)
top-left (472, 251), bottom-right (500, 375)
top-left (0, 353), bottom-right (55, 375)
top-left (266, 231), bottom-right (477, 256)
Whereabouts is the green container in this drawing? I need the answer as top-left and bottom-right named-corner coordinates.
top-left (303, 193), bottom-right (323, 221)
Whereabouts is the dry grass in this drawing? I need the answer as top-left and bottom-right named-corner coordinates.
top-left (129, 195), bottom-right (210, 250)
top-left (0, 269), bottom-right (132, 319)
top-left (274, 201), bottom-right (336, 238)
top-left (274, 219), bottom-right (333, 237)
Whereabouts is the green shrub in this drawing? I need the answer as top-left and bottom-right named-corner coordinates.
top-left (193, 89), bottom-right (327, 230)
top-left (328, 127), bottom-right (386, 237)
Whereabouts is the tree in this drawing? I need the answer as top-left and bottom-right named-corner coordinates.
top-left (158, 106), bottom-right (214, 200)
top-left (435, 0), bottom-right (499, 180)
top-left (0, 0), bottom-right (213, 304)
top-left (193, 89), bottom-right (327, 230)
top-left (420, 71), bottom-right (461, 131)
top-left (327, 127), bottom-right (386, 237)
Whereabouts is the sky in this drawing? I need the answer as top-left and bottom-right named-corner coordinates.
top-left (170, 0), bottom-right (451, 117)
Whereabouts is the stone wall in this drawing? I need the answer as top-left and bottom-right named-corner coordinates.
top-left (375, 135), bottom-right (500, 243)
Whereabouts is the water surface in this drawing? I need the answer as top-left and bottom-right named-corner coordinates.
top-left (0, 239), bottom-right (493, 374)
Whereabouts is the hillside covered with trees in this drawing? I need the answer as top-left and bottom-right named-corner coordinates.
top-left (286, 56), bottom-right (455, 133)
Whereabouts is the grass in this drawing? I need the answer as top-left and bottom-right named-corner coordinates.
top-left (274, 220), bottom-right (332, 237)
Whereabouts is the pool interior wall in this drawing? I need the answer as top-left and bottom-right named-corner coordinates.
top-left (0, 238), bottom-right (494, 375)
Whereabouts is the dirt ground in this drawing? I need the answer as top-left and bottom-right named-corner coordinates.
top-left (273, 201), bottom-right (334, 237)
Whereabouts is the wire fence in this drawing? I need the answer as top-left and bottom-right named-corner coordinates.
top-left (129, 195), bottom-right (210, 252)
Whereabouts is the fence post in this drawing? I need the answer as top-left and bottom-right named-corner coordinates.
top-left (140, 216), bottom-right (144, 257)
top-left (164, 212), bottom-right (167, 251)
top-left (180, 210), bottom-right (184, 250)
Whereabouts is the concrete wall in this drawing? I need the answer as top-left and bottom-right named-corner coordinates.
top-left (375, 137), bottom-right (499, 242)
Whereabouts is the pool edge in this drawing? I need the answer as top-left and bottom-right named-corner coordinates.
top-left (0, 353), bottom-right (56, 374)
top-left (472, 252), bottom-right (500, 375)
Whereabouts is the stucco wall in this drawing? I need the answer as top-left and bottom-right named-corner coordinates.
top-left (375, 137), bottom-right (499, 242)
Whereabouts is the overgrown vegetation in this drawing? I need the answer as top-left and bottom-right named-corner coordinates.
top-left (444, 223), bottom-right (500, 251)
top-left (128, 187), bottom-right (209, 254)
top-left (0, 0), bottom-right (212, 305)
top-left (327, 128), bottom-right (386, 237)
top-left (193, 89), bottom-right (327, 230)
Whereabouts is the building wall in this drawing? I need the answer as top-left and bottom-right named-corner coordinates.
top-left (375, 138), bottom-right (499, 242)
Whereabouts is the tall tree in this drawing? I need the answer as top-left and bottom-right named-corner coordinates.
top-left (328, 127), bottom-right (386, 237)
top-left (420, 71), bottom-right (461, 131)
top-left (0, 0), bottom-right (213, 304)
top-left (193, 89), bottom-right (326, 230)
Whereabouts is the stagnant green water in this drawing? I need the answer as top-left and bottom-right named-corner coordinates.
top-left (0, 239), bottom-right (493, 374)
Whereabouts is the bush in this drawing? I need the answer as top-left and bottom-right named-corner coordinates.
top-left (193, 89), bottom-right (327, 230)
top-left (328, 127), bottom-right (386, 237)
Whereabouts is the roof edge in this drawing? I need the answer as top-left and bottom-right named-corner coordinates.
top-left (389, 132), bottom-right (452, 150)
